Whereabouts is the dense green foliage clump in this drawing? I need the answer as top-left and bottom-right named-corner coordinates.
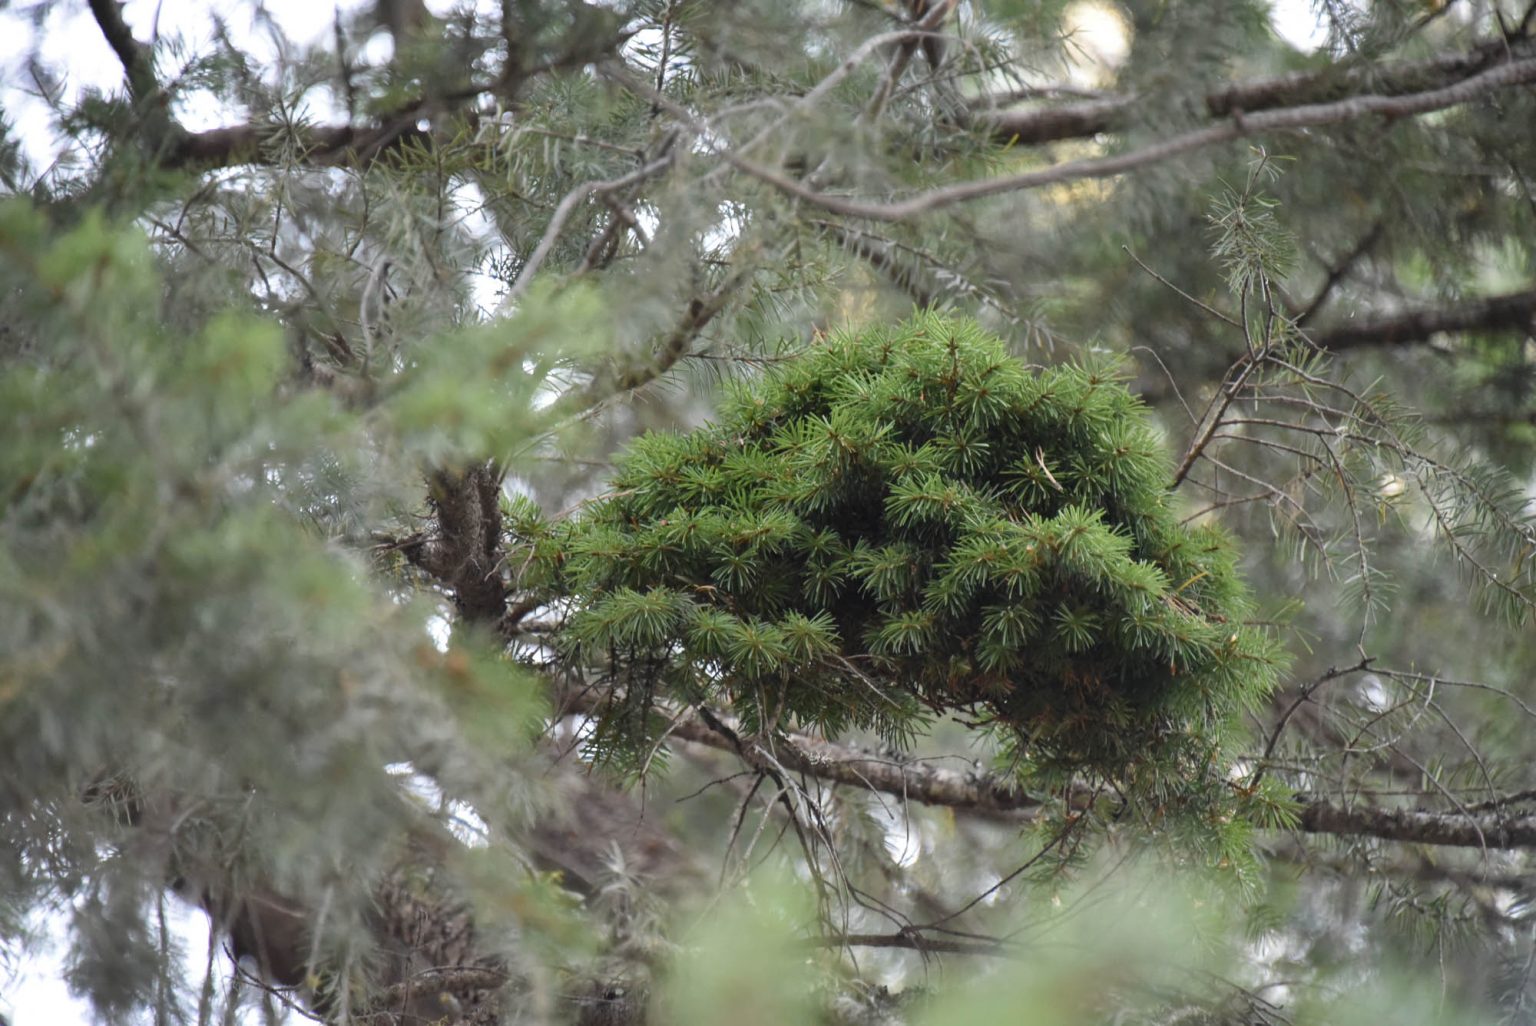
top-left (560, 314), bottom-right (1283, 779)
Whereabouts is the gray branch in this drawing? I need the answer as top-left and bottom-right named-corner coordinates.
top-left (975, 36), bottom-right (1534, 145)
top-left (557, 686), bottom-right (1536, 849)
top-left (1309, 286), bottom-right (1536, 350)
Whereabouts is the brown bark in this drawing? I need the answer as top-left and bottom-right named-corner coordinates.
top-left (420, 462), bottom-right (509, 625)
top-left (159, 757), bottom-right (692, 1026)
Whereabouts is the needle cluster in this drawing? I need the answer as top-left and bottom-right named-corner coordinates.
top-left (561, 314), bottom-right (1283, 782)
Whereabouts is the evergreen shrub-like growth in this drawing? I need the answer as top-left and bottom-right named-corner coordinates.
top-left (558, 314), bottom-right (1283, 784)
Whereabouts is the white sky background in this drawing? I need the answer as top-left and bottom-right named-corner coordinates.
top-left (0, 1), bottom-right (1327, 1022)
top-left (3, 0), bottom-right (366, 168)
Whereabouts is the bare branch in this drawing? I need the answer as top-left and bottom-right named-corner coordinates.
top-left (554, 685), bottom-right (1045, 817)
top-left (1172, 350), bottom-right (1267, 487)
top-left (1250, 657), bottom-right (1374, 789)
top-left (88, 0), bottom-right (184, 153)
top-left (171, 122), bottom-right (429, 170)
top-left (809, 931), bottom-right (1017, 958)
top-left (1308, 286), bottom-right (1536, 350)
top-left (88, 0), bottom-right (160, 104)
top-left (556, 684), bottom-right (1536, 849)
top-left (977, 36), bottom-right (1534, 146)
top-left (1298, 799), bottom-right (1536, 848)
top-left (1296, 220), bottom-right (1385, 326)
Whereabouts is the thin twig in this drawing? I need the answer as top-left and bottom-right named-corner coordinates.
top-left (504, 155), bottom-right (674, 304)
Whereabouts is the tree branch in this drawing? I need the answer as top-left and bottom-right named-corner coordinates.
top-left (975, 36), bottom-right (1534, 146)
top-left (88, 0), bottom-right (185, 153)
top-left (555, 684), bottom-right (1536, 848)
top-left (1308, 286), bottom-right (1536, 350)
top-left (554, 684), bottom-right (1045, 817)
top-left (88, 0), bottom-right (159, 104)
top-left (89, 24), bottom-right (1535, 191)
top-left (814, 220), bottom-right (939, 308)
top-left (1296, 220), bottom-right (1385, 327)
top-left (1298, 798), bottom-right (1536, 849)
top-left (553, 262), bottom-right (755, 417)
top-left (87, 3), bottom-right (630, 174)
top-left (504, 154), bottom-right (676, 304)
top-left (170, 121), bottom-right (432, 170)
top-left (809, 930), bottom-right (1017, 958)
top-left (160, 18), bottom-right (894, 175)
top-left (420, 461), bottom-right (507, 625)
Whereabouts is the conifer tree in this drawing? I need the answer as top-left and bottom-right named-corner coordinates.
top-left (2, 2), bottom-right (1535, 1025)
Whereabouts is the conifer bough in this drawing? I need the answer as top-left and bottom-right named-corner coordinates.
top-left (561, 315), bottom-right (1283, 785)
